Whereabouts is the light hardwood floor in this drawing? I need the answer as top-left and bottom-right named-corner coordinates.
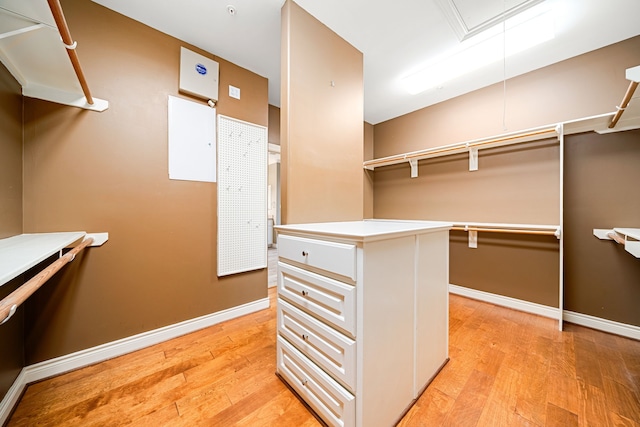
top-left (268, 247), bottom-right (278, 286)
top-left (8, 288), bottom-right (640, 426)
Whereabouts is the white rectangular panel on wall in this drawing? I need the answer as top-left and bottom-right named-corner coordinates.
top-left (168, 95), bottom-right (216, 182)
top-left (179, 47), bottom-right (219, 101)
top-left (218, 115), bottom-right (268, 276)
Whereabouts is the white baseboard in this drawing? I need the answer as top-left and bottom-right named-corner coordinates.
top-left (448, 284), bottom-right (560, 319)
top-left (449, 284), bottom-right (640, 340)
top-left (0, 369), bottom-right (27, 426)
top-left (563, 310), bottom-right (640, 341)
top-left (0, 297), bottom-right (269, 424)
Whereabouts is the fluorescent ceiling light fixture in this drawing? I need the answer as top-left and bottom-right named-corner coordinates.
top-left (401, 2), bottom-right (555, 95)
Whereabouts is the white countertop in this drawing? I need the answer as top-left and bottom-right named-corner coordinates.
top-left (275, 219), bottom-right (452, 242)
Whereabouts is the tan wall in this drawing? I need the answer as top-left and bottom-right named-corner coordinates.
top-left (373, 36), bottom-right (640, 322)
top-left (21, 0), bottom-right (269, 363)
top-left (0, 62), bottom-right (24, 400)
top-left (374, 138), bottom-right (560, 224)
top-left (364, 122), bottom-right (374, 219)
top-left (375, 36), bottom-right (640, 157)
top-left (280, 0), bottom-right (364, 224)
top-left (268, 104), bottom-right (281, 145)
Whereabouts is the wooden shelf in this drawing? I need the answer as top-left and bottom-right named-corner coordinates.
top-left (0, 232), bottom-right (86, 287)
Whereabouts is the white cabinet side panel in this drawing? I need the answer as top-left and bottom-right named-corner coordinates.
top-left (415, 231), bottom-right (449, 395)
top-left (168, 96), bottom-right (216, 182)
top-left (359, 237), bottom-right (415, 427)
top-left (217, 115), bottom-right (267, 276)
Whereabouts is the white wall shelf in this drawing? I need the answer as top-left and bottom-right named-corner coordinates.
top-left (0, 232), bottom-right (108, 287)
top-left (594, 228), bottom-right (640, 258)
top-left (363, 125), bottom-right (560, 177)
top-left (0, 1), bottom-right (108, 111)
top-left (363, 111), bottom-right (637, 178)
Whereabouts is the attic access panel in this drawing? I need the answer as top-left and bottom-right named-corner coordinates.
top-left (435, 0), bottom-right (545, 40)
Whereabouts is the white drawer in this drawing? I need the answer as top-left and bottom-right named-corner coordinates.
top-left (278, 261), bottom-right (356, 337)
top-left (278, 234), bottom-right (357, 281)
top-left (278, 299), bottom-right (356, 392)
top-left (277, 336), bottom-right (355, 427)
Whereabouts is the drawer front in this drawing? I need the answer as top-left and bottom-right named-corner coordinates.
top-left (277, 336), bottom-right (355, 427)
top-left (278, 299), bottom-right (356, 392)
top-left (278, 234), bottom-right (357, 281)
top-left (278, 262), bottom-right (356, 337)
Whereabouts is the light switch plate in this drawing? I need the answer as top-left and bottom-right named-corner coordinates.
top-left (229, 85), bottom-right (240, 99)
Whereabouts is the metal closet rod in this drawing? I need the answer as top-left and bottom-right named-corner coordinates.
top-left (609, 80), bottom-right (639, 129)
top-left (46, 0), bottom-right (94, 105)
top-left (364, 127), bottom-right (558, 168)
top-left (0, 236), bottom-right (94, 325)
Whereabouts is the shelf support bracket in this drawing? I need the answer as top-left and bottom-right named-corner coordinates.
top-left (468, 229), bottom-right (478, 248)
top-left (554, 227), bottom-right (561, 239)
top-left (409, 159), bottom-right (418, 178)
top-left (468, 146), bottom-right (479, 171)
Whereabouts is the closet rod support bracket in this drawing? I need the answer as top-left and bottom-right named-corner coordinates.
top-left (593, 228), bottom-right (640, 258)
top-left (84, 232), bottom-right (109, 246)
top-left (593, 228), bottom-right (617, 241)
top-left (0, 304), bottom-right (17, 325)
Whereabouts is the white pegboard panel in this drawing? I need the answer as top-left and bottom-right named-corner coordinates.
top-left (217, 115), bottom-right (268, 276)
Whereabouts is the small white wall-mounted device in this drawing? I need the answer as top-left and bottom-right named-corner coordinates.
top-left (179, 47), bottom-right (219, 101)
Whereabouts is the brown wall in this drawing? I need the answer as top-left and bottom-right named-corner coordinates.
top-left (21, 0), bottom-right (269, 363)
top-left (564, 130), bottom-right (640, 326)
top-left (374, 138), bottom-right (561, 307)
top-left (268, 104), bottom-right (281, 145)
top-left (0, 62), bottom-right (24, 400)
top-left (0, 62), bottom-right (22, 239)
top-left (373, 36), bottom-right (640, 323)
top-left (280, 0), bottom-right (364, 224)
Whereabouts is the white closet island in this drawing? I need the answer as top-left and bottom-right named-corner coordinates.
top-left (274, 219), bottom-right (452, 427)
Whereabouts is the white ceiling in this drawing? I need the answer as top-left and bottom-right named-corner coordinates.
top-left (91, 0), bottom-right (640, 124)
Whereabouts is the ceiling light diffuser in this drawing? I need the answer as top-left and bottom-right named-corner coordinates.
top-left (401, 2), bottom-right (555, 95)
